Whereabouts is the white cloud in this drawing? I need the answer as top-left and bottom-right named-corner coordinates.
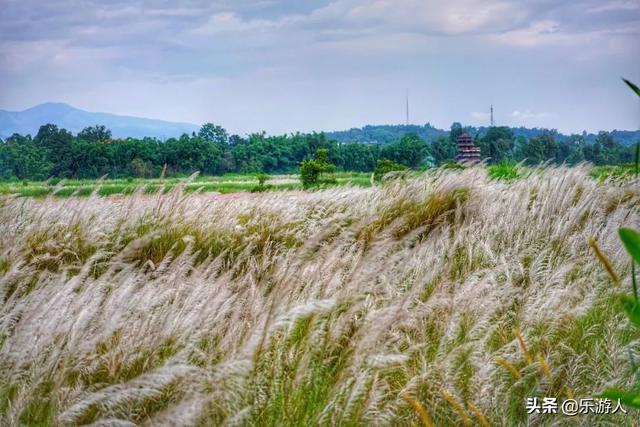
top-left (190, 12), bottom-right (298, 35)
top-left (188, 0), bottom-right (534, 42)
top-left (145, 8), bottom-right (210, 17)
top-left (0, 40), bottom-right (119, 75)
top-left (95, 6), bottom-right (141, 20)
top-left (587, 0), bottom-right (640, 13)
top-left (489, 20), bottom-right (570, 47)
top-left (488, 15), bottom-right (639, 53)
top-left (307, 0), bottom-right (528, 35)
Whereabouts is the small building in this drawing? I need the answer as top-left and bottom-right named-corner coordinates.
top-left (456, 132), bottom-right (481, 164)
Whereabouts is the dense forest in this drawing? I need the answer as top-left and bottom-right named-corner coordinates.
top-left (0, 122), bottom-right (637, 180)
top-left (326, 123), bottom-right (640, 146)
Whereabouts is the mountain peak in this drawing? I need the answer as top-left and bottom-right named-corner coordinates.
top-left (0, 103), bottom-right (199, 139)
top-left (12, 102), bottom-right (75, 113)
top-left (35, 102), bottom-right (74, 108)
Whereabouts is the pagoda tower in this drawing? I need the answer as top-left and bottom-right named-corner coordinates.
top-left (456, 132), bottom-right (481, 164)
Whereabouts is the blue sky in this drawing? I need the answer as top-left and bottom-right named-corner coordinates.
top-left (0, 0), bottom-right (639, 135)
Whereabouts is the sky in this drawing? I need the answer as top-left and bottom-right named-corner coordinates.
top-left (0, 0), bottom-right (639, 135)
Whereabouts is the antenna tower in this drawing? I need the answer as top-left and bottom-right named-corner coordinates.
top-left (405, 89), bottom-right (409, 125)
top-left (490, 104), bottom-right (495, 127)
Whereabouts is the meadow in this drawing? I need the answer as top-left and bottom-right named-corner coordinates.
top-left (0, 172), bottom-right (372, 198)
top-left (0, 164), bottom-right (638, 426)
top-left (0, 163), bottom-right (634, 199)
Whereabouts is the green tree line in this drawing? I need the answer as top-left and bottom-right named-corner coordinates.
top-left (0, 122), bottom-right (636, 180)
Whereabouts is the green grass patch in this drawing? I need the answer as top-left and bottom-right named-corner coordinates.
top-left (592, 164), bottom-right (637, 182)
top-left (0, 172), bottom-right (372, 198)
top-left (487, 161), bottom-right (525, 181)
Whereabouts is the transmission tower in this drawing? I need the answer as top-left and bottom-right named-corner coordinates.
top-left (405, 89), bottom-right (409, 126)
top-left (490, 104), bottom-right (495, 127)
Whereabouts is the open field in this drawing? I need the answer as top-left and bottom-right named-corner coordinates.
top-left (0, 172), bottom-right (373, 198)
top-left (0, 164), bottom-right (635, 199)
top-left (0, 165), bottom-right (638, 425)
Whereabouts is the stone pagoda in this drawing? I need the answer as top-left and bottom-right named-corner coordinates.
top-left (456, 132), bottom-right (481, 164)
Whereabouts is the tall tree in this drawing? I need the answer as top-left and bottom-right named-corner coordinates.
top-left (34, 124), bottom-right (75, 176)
top-left (1, 134), bottom-right (51, 179)
top-left (382, 132), bottom-right (430, 168)
top-left (78, 125), bottom-right (112, 143)
top-left (449, 122), bottom-right (464, 144)
top-left (431, 136), bottom-right (457, 165)
top-left (477, 126), bottom-right (515, 163)
top-left (198, 123), bottom-right (228, 147)
top-left (516, 132), bottom-right (558, 165)
top-left (596, 131), bottom-right (617, 164)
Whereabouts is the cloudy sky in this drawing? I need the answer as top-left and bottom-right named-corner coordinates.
top-left (1, 0), bottom-right (639, 135)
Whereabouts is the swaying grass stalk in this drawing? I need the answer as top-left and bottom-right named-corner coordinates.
top-left (589, 238), bottom-right (621, 284)
top-left (537, 354), bottom-right (553, 383)
top-left (441, 389), bottom-right (471, 426)
top-left (466, 401), bottom-right (490, 427)
top-left (495, 357), bottom-right (521, 379)
top-left (514, 328), bottom-right (533, 364)
top-left (401, 393), bottom-right (435, 427)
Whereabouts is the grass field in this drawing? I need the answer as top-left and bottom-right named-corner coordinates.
top-left (0, 172), bottom-right (373, 198)
top-left (0, 164), bottom-right (634, 199)
top-left (0, 164), bottom-right (638, 425)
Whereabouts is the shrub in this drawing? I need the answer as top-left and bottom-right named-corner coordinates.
top-left (373, 159), bottom-right (408, 182)
top-left (300, 159), bottom-right (322, 188)
top-left (299, 149), bottom-right (336, 188)
top-left (256, 173), bottom-right (270, 186)
top-left (250, 184), bottom-right (272, 193)
top-left (440, 161), bottom-right (465, 170)
top-left (487, 161), bottom-right (522, 181)
top-left (591, 164), bottom-right (636, 182)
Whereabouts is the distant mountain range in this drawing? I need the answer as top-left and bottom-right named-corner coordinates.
top-left (1, 103), bottom-right (639, 145)
top-left (0, 103), bottom-right (199, 139)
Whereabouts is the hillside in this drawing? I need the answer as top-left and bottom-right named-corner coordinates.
top-left (0, 166), bottom-right (637, 425)
top-left (327, 124), bottom-right (640, 146)
top-left (0, 103), bottom-right (199, 139)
